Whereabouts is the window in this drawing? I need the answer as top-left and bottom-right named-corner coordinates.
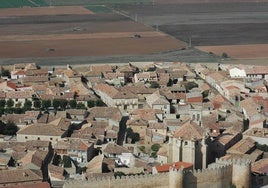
top-left (184, 141), bottom-right (188, 146)
top-left (37, 137), bottom-right (40, 140)
top-left (25, 136), bottom-right (28, 139)
top-left (50, 138), bottom-right (53, 140)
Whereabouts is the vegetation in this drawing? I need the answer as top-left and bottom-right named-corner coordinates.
top-left (150, 81), bottom-right (160, 88)
top-left (256, 143), bottom-right (268, 152)
top-left (150, 144), bottom-right (161, 158)
top-left (184, 81), bottom-right (198, 92)
top-left (202, 90), bottom-right (210, 98)
top-left (222, 52), bottom-right (229, 58)
top-left (1, 69), bottom-right (10, 77)
top-left (42, 100), bottom-right (51, 109)
top-left (87, 100), bottom-right (95, 108)
top-left (62, 155), bottom-right (72, 168)
top-left (96, 99), bottom-right (105, 107)
top-left (126, 127), bottom-right (140, 144)
top-left (6, 99), bottom-right (14, 108)
top-left (0, 121), bottom-right (18, 135)
top-left (69, 100), bottom-right (77, 109)
top-left (53, 99), bottom-right (68, 110)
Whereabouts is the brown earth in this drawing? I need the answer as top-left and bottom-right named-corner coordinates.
top-left (0, 6), bottom-right (93, 17)
top-left (0, 36), bottom-right (185, 58)
top-left (155, 0), bottom-right (268, 4)
top-left (197, 44), bottom-right (268, 59)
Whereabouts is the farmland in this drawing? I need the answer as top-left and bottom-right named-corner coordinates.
top-left (115, 2), bottom-right (268, 46)
top-left (0, 6), bottom-right (185, 59)
top-left (0, 0), bottom-right (47, 8)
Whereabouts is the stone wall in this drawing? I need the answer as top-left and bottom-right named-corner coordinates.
top-left (64, 159), bottom-right (251, 188)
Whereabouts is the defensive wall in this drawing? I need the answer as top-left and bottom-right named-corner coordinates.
top-left (64, 158), bottom-right (251, 188)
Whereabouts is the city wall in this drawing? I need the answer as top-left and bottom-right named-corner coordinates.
top-left (64, 159), bottom-right (251, 188)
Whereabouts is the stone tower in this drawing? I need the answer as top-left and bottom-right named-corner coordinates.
top-left (232, 159), bottom-right (251, 188)
top-left (169, 167), bottom-right (183, 188)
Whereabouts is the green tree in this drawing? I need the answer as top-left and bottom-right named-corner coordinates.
top-left (222, 52), bottom-right (229, 58)
top-left (1, 69), bottom-right (10, 77)
top-left (150, 81), bottom-right (160, 88)
top-left (34, 100), bottom-right (41, 109)
top-left (0, 100), bottom-right (6, 107)
top-left (4, 121), bottom-right (18, 135)
top-left (6, 99), bottom-right (14, 108)
top-left (114, 171), bottom-right (126, 178)
top-left (69, 100), bottom-right (77, 109)
top-left (23, 100), bottom-right (32, 111)
top-left (62, 155), bottom-right (72, 168)
top-left (96, 99), bottom-right (105, 107)
top-left (151, 144), bottom-right (161, 152)
top-left (131, 132), bottom-right (140, 144)
top-left (42, 100), bottom-right (51, 109)
top-left (202, 90), bottom-right (210, 98)
top-left (52, 154), bottom-right (61, 166)
top-left (87, 100), bottom-right (95, 108)
top-left (53, 99), bottom-right (68, 110)
top-left (185, 81), bottom-right (198, 92)
top-left (76, 102), bottom-right (87, 109)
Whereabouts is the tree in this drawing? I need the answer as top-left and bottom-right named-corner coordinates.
top-left (62, 155), bottom-right (72, 168)
top-left (185, 81), bottom-right (198, 92)
top-left (0, 100), bottom-right (6, 107)
top-left (150, 81), bottom-right (160, 88)
top-left (4, 121), bottom-right (18, 135)
top-left (34, 100), bottom-right (41, 109)
top-left (52, 154), bottom-right (61, 166)
top-left (222, 52), bottom-right (229, 58)
top-left (1, 69), bottom-right (10, 77)
top-left (202, 90), bottom-right (210, 98)
top-left (23, 100), bottom-right (32, 111)
top-left (69, 100), bottom-right (77, 109)
top-left (151, 144), bottom-right (161, 152)
top-left (87, 100), bottom-right (95, 108)
top-left (96, 99), bottom-right (105, 107)
top-left (76, 102), bottom-right (87, 109)
top-left (6, 99), bottom-right (14, 108)
top-left (126, 128), bottom-right (140, 144)
top-left (53, 99), bottom-right (68, 110)
top-left (42, 100), bottom-right (51, 109)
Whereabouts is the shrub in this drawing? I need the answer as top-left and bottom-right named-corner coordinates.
top-left (222, 52), bottom-right (229, 58)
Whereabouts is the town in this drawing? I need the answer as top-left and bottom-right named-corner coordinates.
top-left (0, 61), bottom-right (267, 188)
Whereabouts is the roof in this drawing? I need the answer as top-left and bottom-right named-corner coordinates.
top-left (240, 98), bottom-right (260, 117)
top-left (146, 91), bottom-right (170, 106)
top-left (86, 154), bottom-right (104, 174)
top-left (48, 164), bottom-right (65, 180)
top-left (88, 107), bottom-right (122, 122)
top-left (103, 143), bottom-right (130, 155)
top-left (227, 137), bottom-right (255, 154)
top-left (130, 108), bottom-right (163, 121)
top-left (155, 161), bottom-right (193, 173)
top-left (252, 158), bottom-right (268, 175)
top-left (0, 169), bottom-right (42, 185)
top-left (54, 139), bottom-right (92, 151)
top-left (17, 123), bottom-right (65, 137)
top-left (174, 120), bottom-right (204, 140)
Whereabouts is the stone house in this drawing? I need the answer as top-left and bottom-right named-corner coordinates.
top-left (54, 138), bottom-right (94, 163)
top-left (5, 90), bottom-right (35, 107)
top-left (102, 143), bottom-right (131, 159)
top-left (93, 83), bottom-right (138, 112)
top-left (146, 91), bottom-right (170, 115)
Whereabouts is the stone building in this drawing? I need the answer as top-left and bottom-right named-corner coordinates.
top-left (168, 120), bottom-right (209, 169)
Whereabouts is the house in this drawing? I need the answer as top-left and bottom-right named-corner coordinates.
top-left (252, 158), bottom-right (268, 187)
top-left (243, 128), bottom-right (268, 145)
top-left (93, 83), bottom-right (138, 112)
top-left (66, 109), bottom-right (88, 123)
top-left (6, 90), bottom-right (35, 107)
top-left (16, 123), bottom-right (67, 146)
top-left (0, 168), bottom-right (48, 188)
top-left (225, 137), bottom-right (263, 162)
top-left (54, 138), bottom-right (94, 163)
top-left (152, 161), bottom-right (193, 174)
top-left (126, 119), bottom-right (148, 143)
top-left (102, 143), bottom-right (131, 159)
top-left (134, 72), bottom-right (158, 83)
top-left (145, 122), bottom-right (167, 144)
top-left (48, 164), bottom-right (65, 187)
top-left (88, 107), bottom-right (122, 127)
top-left (129, 108), bottom-right (164, 123)
top-left (146, 91), bottom-right (170, 114)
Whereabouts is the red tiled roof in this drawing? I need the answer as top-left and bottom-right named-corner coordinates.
top-left (155, 161), bottom-right (193, 173)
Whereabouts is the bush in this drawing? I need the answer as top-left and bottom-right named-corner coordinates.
top-left (222, 52), bottom-right (229, 58)
top-left (185, 81), bottom-right (198, 92)
top-left (151, 144), bottom-right (161, 152)
top-left (96, 99), bottom-right (105, 107)
top-left (62, 155), bottom-right (72, 168)
top-left (4, 121), bottom-right (18, 135)
top-left (150, 81), bottom-right (160, 88)
top-left (87, 100), bottom-right (95, 108)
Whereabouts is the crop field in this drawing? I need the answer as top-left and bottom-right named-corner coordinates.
top-left (0, 0), bottom-right (47, 8)
top-left (43, 0), bottom-right (151, 6)
top-left (0, 7), bottom-right (185, 59)
top-left (116, 3), bottom-right (268, 46)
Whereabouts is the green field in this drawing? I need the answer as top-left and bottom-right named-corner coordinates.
top-left (84, 5), bottom-right (112, 13)
top-left (0, 0), bottom-right (48, 8)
